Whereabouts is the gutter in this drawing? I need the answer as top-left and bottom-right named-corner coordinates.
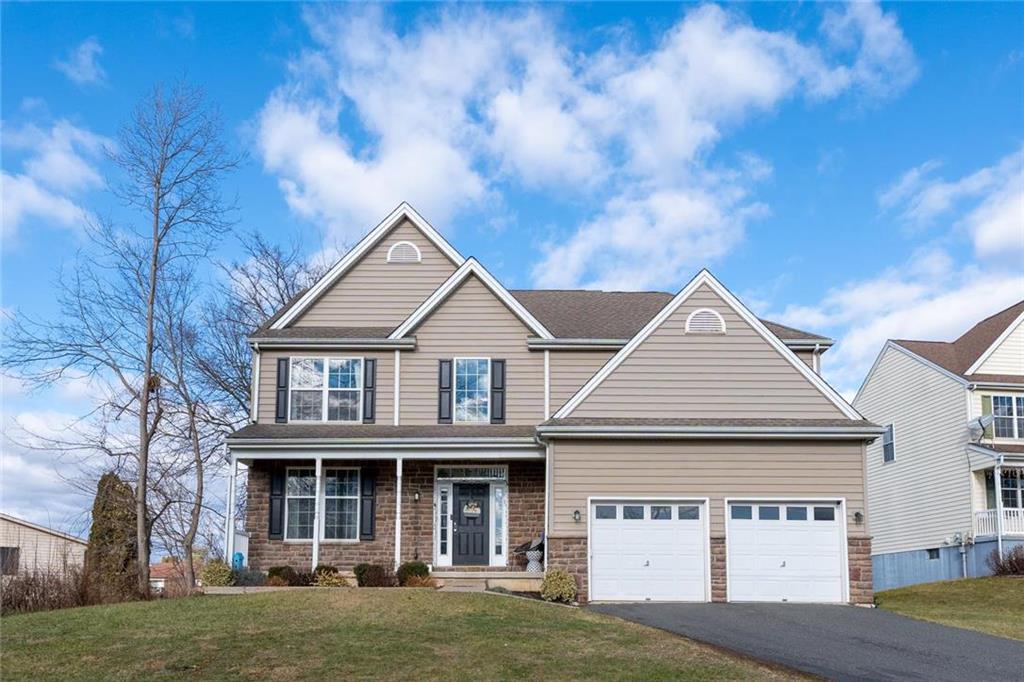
top-left (527, 337), bottom-right (835, 352)
top-left (535, 424), bottom-right (885, 441)
top-left (968, 381), bottom-right (1024, 390)
top-left (247, 337), bottom-right (417, 350)
top-left (225, 436), bottom-right (542, 449)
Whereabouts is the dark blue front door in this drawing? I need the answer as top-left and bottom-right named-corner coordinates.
top-left (453, 483), bottom-right (489, 566)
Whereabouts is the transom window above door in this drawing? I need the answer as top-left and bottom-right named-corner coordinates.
top-left (454, 358), bottom-right (490, 423)
top-left (289, 357), bottom-right (363, 422)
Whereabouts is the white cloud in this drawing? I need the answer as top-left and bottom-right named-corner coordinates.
top-left (54, 36), bottom-right (107, 86)
top-left (256, 3), bottom-right (918, 284)
top-left (0, 119), bottom-right (109, 239)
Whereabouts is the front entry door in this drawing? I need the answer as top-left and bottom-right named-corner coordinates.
top-left (453, 483), bottom-right (489, 565)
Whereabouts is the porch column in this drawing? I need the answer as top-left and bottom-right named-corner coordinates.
top-left (224, 454), bottom-right (237, 563)
top-left (395, 457), bottom-right (403, 570)
top-left (995, 460), bottom-right (1004, 558)
top-left (312, 456), bottom-right (323, 571)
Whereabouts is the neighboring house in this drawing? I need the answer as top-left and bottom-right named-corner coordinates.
top-left (855, 301), bottom-right (1024, 590)
top-left (149, 559), bottom-right (198, 594)
top-left (0, 513), bottom-right (87, 576)
top-left (225, 203), bottom-right (880, 604)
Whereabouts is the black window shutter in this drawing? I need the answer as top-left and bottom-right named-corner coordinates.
top-left (363, 358), bottom-right (377, 423)
top-left (490, 359), bottom-right (506, 424)
top-left (275, 358), bottom-right (289, 423)
top-left (360, 470), bottom-right (376, 540)
top-left (268, 465), bottom-right (285, 539)
top-left (438, 359), bottom-right (453, 424)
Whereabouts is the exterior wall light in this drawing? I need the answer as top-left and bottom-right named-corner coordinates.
top-left (853, 511), bottom-right (864, 524)
top-left (413, 491), bottom-right (421, 502)
top-left (573, 509), bottom-right (581, 523)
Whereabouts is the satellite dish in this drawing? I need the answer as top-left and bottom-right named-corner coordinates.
top-left (969, 414), bottom-right (995, 440)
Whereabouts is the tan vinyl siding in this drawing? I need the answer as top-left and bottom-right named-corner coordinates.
top-left (291, 220), bottom-right (457, 328)
top-left (793, 348), bottom-right (815, 370)
top-left (0, 518), bottom-right (86, 574)
top-left (548, 350), bottom-right (615, 415)
top-left (854, 345), bottom-right (971, 555)
top-left (571, 284), bottom-right (845, 419)
top-left (399, 275), bottom-right (544, 425)
top-left (976, 320), bottom-right (1023, 375)
top-left (548, 439), bottom-right (867, 537)
top-left (256, 350), bottom-right (394, 424)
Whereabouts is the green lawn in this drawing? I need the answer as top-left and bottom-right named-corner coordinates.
top-left (875, 577), bottom-right (1024, 641)
top-left (0, 589), bottom-right (800, 681)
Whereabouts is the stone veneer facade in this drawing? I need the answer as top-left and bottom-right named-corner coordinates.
top-left (245, 459), bottom-right (545, 571)
top-left (547, 535), bottom-right (874, 605)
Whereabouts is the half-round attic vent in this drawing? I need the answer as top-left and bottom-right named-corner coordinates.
top-left (685, 308), bottom-right (726, 334)
top-left (387, 240), bottom-right (422, 263)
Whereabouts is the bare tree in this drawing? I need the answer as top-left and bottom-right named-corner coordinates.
top-left (3, 82), bottom-right (240, 596)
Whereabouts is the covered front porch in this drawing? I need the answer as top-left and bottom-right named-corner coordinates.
top-left (225, 449), bottom-right (546, 576)
top-left (970, 446), bottom-right (1024, 539)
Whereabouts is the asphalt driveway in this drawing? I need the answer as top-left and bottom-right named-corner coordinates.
top-left (589, 603), bottom-right (1024, 681)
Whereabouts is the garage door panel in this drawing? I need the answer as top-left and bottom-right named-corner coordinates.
top-left (727, 501), bottom-right (845, 603)
top-left (590, 501), bottom-right (707, 602)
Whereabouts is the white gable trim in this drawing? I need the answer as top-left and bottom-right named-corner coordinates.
top-left (389, 258), bottom-right (553, 340)
top-left (270, 203), bottom-right (464, 330)
top-left (553, 269), bottom-right (862, 420)
top-left (965, 310), bottom-right (1024, 375)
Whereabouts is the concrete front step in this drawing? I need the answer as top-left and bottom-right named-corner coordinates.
top-left (433, 570), bottom-right (544, 592)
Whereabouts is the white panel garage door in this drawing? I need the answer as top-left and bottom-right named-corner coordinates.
top-left (727, 501), bottom-right (845, 603)
top-left (590, 501), bottom-right (707, 602)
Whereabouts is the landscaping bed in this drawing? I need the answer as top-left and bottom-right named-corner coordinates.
top-left (0, 589), bottom-right (801, 680)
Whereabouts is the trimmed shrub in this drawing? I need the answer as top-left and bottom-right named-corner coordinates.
top-left (353, 563), bottom-right (392, 587)
top-left (988, 545), bottom-right (1024, 576)
top-left (397, 560), bottom-right (430, 586)
top-left (540, 569), bottom-right (577, 604)
top-left (232, 568), bottom-right (266, 587)
top-left (314, 564), bottom-right (338, 576)
top-left (268, 566), bottom-right (298, 585)
top-left (200, 560), bottom-right (234, 587)
top-left (292, 570), bottom-right (314, 587)
top-left (266, 575), bottom-right (289, 587)
top-left (403, 574), bottom-right (437, 589)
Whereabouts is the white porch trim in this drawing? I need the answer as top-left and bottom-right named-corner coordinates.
top-left (224, 453), bottom-right (238, 562)
top-left (395, 457), bottom-right (403, 570)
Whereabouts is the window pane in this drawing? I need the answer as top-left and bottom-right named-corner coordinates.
top-left (651, 505), bottom-right (671, 520)
top-left (786, 506), bottom-right (808, 521)
top-left (926, 548), bottom-right (940, 560)
top-left (324, 498), bottom-right (358, 540)
top-left (291, 358), bottom-right (324, 388)
top-left (328, 358), bottom-right (361, 389)
top-left (286, 469), bottom-right (316, 496)
top-left (286, 498), bottom-right (314, 539)
top-left (678, 505), bottom-right (700, 520)
top-left (439, 490), bottom-right (449, 555)
top-left (454, 358), bottom-right (489, 422)
top-left (994, 396), bottom-right (1015, 438)
top-left (494, 487), bottom-right (505, 556)
top-left (327, 390), bottom-right (360, 422)
top-left (813, 506), bottom-right (836, 521)
top-left (325, 470), bottom-right (358, 497)
top-left (731, 505), bottom-right (753, 520)
top-left (595, 505), bottom-right (616, 519)
top-left (759, 506), bottom-right (780, 521)
top-left (623, 505), bottom-right (644, 520)
top-left (290, 390), bottom-right (323, 421)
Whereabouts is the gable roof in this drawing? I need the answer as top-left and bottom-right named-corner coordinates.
top-left (552, 269), bottom-right (862, 420)
top-left (890, 300), bottom-right (1024, 383)
top-left (0, 513), bottom-right (87, 546)
top-left (389, 258), bottom-right (554, 339)
top-left (268, 203), bottom-right (464, 330)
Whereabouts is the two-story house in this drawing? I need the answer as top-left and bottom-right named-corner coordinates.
top-left (225, 203), bottom-right (880, 604)
top-left (855, 301), bottom-right (1024, 590)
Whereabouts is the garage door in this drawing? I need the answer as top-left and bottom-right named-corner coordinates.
top-left (590, 500), bottom-right (707, 602)
top-left (727, 501), bottom-right (845, 603)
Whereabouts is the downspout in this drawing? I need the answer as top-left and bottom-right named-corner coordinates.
top-left (995, 455), bottom-right (1005, 559)
top-left (812, 342), bottom-right (821, 374)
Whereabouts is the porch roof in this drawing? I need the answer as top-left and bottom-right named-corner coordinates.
top-left (227, 422), bottom-right (539, 445)
top-left (536, 417), bottom-right (881, 439)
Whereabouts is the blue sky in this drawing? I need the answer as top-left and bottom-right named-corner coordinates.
top-left (2, 2), bottom-right (1023, 533)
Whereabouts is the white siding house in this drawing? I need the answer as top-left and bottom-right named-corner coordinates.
top-left (0, 513), bottom-right (87, 576)
top-left (855, 301), bottom-right (1024, 590)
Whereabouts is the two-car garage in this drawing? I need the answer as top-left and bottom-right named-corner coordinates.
top-left (588, 499), bottom-right (847, 603)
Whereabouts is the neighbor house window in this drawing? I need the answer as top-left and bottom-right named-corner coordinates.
top-left (454, 358), bottom-right (490, 423)
top-left (992, 396), bottom-right (1024, 439)
top-left (0, 547), bottom-right (19, 575)
top-left (323, 469), bottom-right (359, 540)
top-left (285, 468), bottom-right (316, 540)
top-left (289, 357), bottom-right (363, 422)
top-left (882, 424), bottom-right (895, 462)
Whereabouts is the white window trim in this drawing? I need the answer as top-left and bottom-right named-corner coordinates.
top-left (882, 423), bottom-right (896, 463)
top-left (433, 465), bottom-right (509, 568)
top-left (453, 357), bottom-right (491, 424)
top-left (991, 394), bottom-right (1024, 440)
top-left (288, 356), bottom-right (364, 424)
top-left (284, 466), bottom-right (361, 543)
top-left (490, 482), bottom-right (508, 566)
top-left (386, 240), bottom-right (422, 263)
top-left (434, 481), bottom-right (453, 568)
top-left (320, 467), bottom-right (361, 543)
top-left (685, 308), bottom-right (727, 334)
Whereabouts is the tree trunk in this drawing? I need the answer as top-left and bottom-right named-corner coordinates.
top-left (182, 404), bottom-right (203, 590)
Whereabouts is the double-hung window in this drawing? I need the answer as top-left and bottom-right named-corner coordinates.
top-left (284, 467), bottom-right (361, 541)
top-left (454, 358), bottom-right (490, 423)
top-left (882, 424), bottom-right (895, 462)
top-left (289, 357), bottom-right (363, 422)
top-left (992, 395), bottom-right (1024, 439)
